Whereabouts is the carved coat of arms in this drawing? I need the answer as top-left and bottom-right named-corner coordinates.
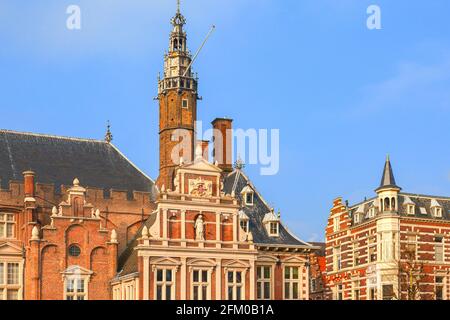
top-left (188, 178), bottom-right (213, 197)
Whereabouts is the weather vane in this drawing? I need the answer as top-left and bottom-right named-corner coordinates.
top-left (105, 120), bottom-right (113, 143)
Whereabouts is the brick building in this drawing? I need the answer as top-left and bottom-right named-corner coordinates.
top-left (0, 3), bottom-right (317, 300)
top-left (325, 157), bottom-right (450, 300)
top-left (308, 242), bottom-right (328, 300)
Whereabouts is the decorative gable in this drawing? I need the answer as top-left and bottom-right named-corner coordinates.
top-left (0, 242), bottom-right (23, 256)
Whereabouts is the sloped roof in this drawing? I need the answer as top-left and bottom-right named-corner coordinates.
top-left (223, 170), bottom-right (312, 247)
top-left (117, 213), bottom-right (157, 276)
top-left (349, 193), bottom-right (450, 225)
top-left (0, 130), bottom-right (155, 195)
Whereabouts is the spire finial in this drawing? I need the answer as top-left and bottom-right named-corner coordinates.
top-left (386, 154), bottom-right (390, 162)
top-left (171, 0), bottom-right (186, 26)
top-left (234, 156), bottom-right (245, 170)
top-left (105, 120), bottom-right (113, 143)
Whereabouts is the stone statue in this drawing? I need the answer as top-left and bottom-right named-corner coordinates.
top-left (194, 214), bottom-right (205, 241)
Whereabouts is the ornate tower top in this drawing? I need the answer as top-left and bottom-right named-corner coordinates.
top-left (158, 0), bottom-right (197, 95)
top-left (171, 0), bottom-right (186, 27)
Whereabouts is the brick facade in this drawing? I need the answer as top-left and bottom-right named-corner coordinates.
top-left (325, 158), bottom-right (450, 300)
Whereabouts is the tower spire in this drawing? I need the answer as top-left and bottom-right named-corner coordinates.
top-left (376, 155), bottom-right (401, 191)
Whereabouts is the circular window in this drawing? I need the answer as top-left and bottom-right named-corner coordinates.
top-left (68, 245), bottom-right (81, 257)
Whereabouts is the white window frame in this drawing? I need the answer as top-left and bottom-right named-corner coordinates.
top-left (244, 192), bottom-right (254, 206)
top-left (269, 222), bottom-right (279, 236)
top-left (225, 269), bottom-right (245, 300)
top-left (64, 275), bottom-right (88, 300)
top-left (283, 266), bottom-right (301, 300)
top-left (352, 280), bottom-right (360, 300)
top-left (354, 213), bottom-right (360, 224)
top-left (182, 98), bottom-right (189, 109)
top-left (0, 260), bottom-right (23, 300)
top-left (407, 204), bottom-right (415, 215)
top-left (190, 268), bottom-right (211, 300)
top-left (333, 247), bottom-right (341, 271)
top-left (0, 212), bottom-right (15, 239)
top-left (124, 281), bottom-right (136, 300)
top-left (435, 276), bottom-right (445, 300)
top-left (240, 220), bottom-right (249, 233)
top-left (154, 268), bottom-right (176, 300)
top-left (112, 285), bottom-right (122, 300)
top-left (433, 207), bottom-right (443, 218)
top-left (333, 216), bottom-right (340, 232)
top-left (334, 284), bottom-right (343, 300)
top-left (406, 234), bottom-right (417, 260)
top-left (256, 265), bottom-right (273, 300)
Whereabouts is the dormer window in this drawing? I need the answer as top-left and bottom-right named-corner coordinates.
top-left (238, 210), bottom-right (250, 234)
top-left (368, 207), bottom-right (376, 219)
top-left (431, 199), bottom-right (443, 218)
top-left (263, 210), bottom-right (280, 237)
top-left (434, 207), bottom-right (443, 218)
top-left (354, 204), bottom-right (364, 223)
top-left (240, 220), bottom-right (249, 233)
top-left (403, 196), bottom-right (415, 215)
top-left (245, 193), bottom-right (254, 205)
top-left (269, 222), bottom-right (279, 236)
top-left (241, 185), bottom-right (254, 206)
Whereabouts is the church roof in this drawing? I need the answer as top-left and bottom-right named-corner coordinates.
top-left (0, 129), bottom-right (155, 195)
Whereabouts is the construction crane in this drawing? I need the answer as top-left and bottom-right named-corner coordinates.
top-left (183, 25), bottom-right (216, 77)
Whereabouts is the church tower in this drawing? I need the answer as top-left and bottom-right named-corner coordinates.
top-left (156, 1), bottom-right (199, 190)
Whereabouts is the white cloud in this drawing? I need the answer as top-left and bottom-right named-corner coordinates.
top-left (353, 54), bottom-right (450, 116)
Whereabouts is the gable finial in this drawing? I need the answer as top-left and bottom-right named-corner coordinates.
top-left (105, 120), bottom-right (113, 143)
top-left (234, 156), bottom-right (245, 170)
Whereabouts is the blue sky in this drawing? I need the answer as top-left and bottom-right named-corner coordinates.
top-left (1, 0), bottom-right (450, 242)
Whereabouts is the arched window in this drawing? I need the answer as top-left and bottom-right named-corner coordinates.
top-left (173, 39), bottom-right (178, 51)
top-left (179, 39), bottom-right (183, 50)
top-left (391, 197), bottom-right (396, 211)
top-left (384, 198), bottom-right (390, 211)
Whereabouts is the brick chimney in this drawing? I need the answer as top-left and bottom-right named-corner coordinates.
top-left (212, 118), bottom-right (233, 172)
top-left (200, 140), bottom-right (209, 161)
top-left (23, 170), bottom-right (36, 197)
